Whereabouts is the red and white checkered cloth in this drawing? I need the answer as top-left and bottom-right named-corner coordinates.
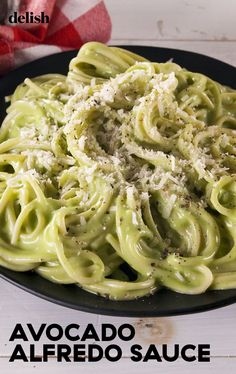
top-left (0, 0), bottom-right (112, 75)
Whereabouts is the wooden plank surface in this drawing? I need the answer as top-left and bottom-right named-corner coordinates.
top-left (1, 269), bottom-right (236, 370)
top-left (1, 0), bottom-right (236, 373)
top-left (2, 357), bottom-right (236, 374)
top-left (105, 0), bottom-right (236, 41)
top-left (1, 357), bottom-right (236, 374)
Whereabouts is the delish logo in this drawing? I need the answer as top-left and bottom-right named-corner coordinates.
top-left (9, 11), bottom-right (49, 24)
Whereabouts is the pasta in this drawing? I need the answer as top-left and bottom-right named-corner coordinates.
top-left (0, 42), bottom-right (236, 300)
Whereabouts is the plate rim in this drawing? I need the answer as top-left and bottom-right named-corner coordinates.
top-left (1, 270), bottom-right (236, 317)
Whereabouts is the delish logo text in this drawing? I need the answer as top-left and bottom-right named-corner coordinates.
top-left (9, 11), bottom-right (49, 24)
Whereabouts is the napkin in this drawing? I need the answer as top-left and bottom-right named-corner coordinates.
top-left (0, 0), bottom-right (111, 75)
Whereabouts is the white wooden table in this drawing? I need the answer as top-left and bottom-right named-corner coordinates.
top-left (1, 1), bottom-right (236, 372)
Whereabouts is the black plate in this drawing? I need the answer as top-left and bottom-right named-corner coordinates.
top-left (0, 46), bottom-right (236, 317)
